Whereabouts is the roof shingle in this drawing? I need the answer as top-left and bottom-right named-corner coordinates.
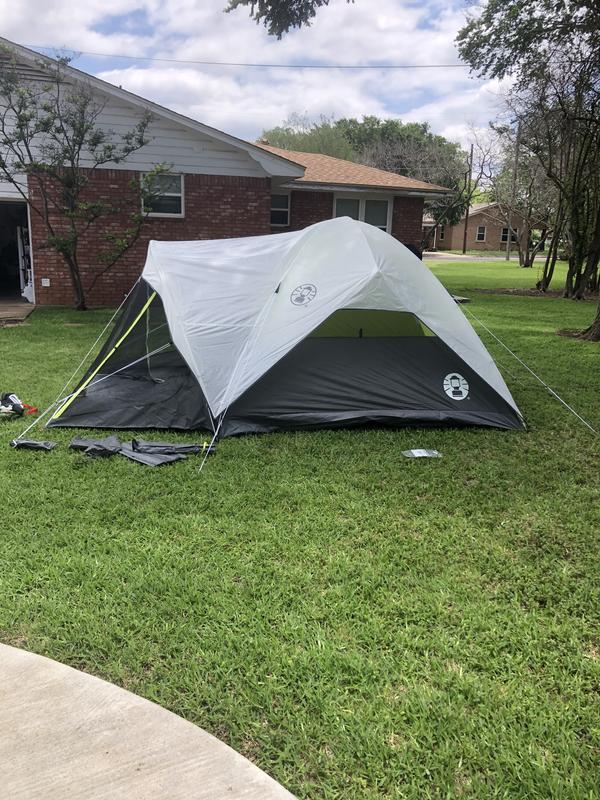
top-left (256, 144), bottom-right (449, 194)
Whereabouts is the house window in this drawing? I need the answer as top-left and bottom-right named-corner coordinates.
top-left (271, 194), bottom-right (290, 226)
top-left (439, 225), bottom-right (445, 241)
top-left (476, 225), bottom-right (486, 242)
top-left (335, 198), bottom-right (360, 220)
top-left (501, 227), bottom-right (518, 243)
top-left (142, 174), bottom-right (184, 216)
top-left (364, 199), bottom-right (389, 231)
top-left (335, 196), bottom-right (391, 232)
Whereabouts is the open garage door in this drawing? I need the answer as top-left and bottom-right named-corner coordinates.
top-left (0, 202), bottom-right (32, 302)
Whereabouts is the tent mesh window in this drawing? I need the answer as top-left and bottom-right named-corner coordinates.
top-left (309, 309), bottom-right (435, 338)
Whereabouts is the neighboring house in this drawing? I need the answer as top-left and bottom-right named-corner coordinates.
top-left (0, 38), bottom-right (448, 308)
top-left (424, 203), bottom-right (526, 252)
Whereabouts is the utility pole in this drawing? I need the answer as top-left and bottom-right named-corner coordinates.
top-left (505, 120), bottom-right (522, 261)
top-left (462, 143), bottom-right (474, 255)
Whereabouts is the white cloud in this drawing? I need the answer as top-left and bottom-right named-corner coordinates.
top-left (0, 0), bottom-right (157, 54)
top-left (0, 0), bottom-right (503, 146)
top-left (403, 78), bottom-right (510, 147)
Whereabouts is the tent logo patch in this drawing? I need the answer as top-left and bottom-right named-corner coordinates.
top-left (290, 284), bottom-right (317, 306)
top-left (443, 373), bottom-right (469, 400)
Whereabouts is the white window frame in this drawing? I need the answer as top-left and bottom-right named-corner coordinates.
top-left (501, 227), bottom-right (518, 243)
top-left (476, 225), bottom-right (486, 242)
top-left (142, 173), bottom-right (185, 218)
top-left (270, 192), bottom-right (290, 227)
top-left (439, 224), bottom-right (445, 241)
top-left (333, 194), bottom-right (393, 233)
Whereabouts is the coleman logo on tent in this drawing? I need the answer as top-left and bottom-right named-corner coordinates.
top-left (443, 373), bottom-right (469, 400)
top-left (290, 284), bottom-right (317, 306)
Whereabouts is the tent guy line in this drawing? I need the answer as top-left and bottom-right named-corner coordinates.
top-left (464, 306), bottom-right (598, 435)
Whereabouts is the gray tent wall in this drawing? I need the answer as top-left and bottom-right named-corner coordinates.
top-left (48, 282), bottom-right (524, 435)
top-left (47, 280), bottom-right (214, 432)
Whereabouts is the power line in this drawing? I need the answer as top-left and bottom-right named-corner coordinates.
top-left (28, 45), bottom-right (468, 70)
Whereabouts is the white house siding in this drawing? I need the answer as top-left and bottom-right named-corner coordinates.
top-left (0, 179), bottom-right (26, 201)
top-left (0, 57), bottom-right (270, 181)
top-left (92, 94), bottom-right (269, 178)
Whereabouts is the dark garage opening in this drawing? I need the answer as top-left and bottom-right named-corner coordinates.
top-left (0, 202), bottom-right (30, 299)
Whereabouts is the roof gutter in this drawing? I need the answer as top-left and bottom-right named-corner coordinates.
top-left (277, 181), bottom-right (452, 198)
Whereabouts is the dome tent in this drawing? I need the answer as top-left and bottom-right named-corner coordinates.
top-left (48, 217), bottom-right (524, 436)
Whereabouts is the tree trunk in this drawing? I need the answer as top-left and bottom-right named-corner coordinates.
top-left (584, 206), bottom-right (600, 294)
top-left (564, 201), bottom-right (590, 298)
top-left (565, 243), bottom-right (587, 298)
top-left (577, 301), bottom-right (600, 341)
top-left (462, 204), bottom-right (470, 255)
top-left (537, 234), bottom-right (559, 291)
top-left (520, 226), bottom-right (533, 267)
top-left (65, 254), bottom-right (87, 310)
top-left (421, 224), bottom-right (437, 251)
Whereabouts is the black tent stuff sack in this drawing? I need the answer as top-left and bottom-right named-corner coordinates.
top-left (70, 436), bottom-right (122, 458)
top-left (119, 443), bottom-right (187, 467)
top-left (10, 439), bottom-right (57, 451)
top-left (1, 393), bottom-right (25, 417)
top-left (131, 438), bottom-right (206, 455)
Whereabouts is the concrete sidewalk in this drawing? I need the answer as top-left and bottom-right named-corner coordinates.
top-left (0, 644), bottom-right (296, 799)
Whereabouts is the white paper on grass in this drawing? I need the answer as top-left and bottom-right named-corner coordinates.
top-left (141, 217), bottom-right (520, 418)
top-left (402, 449), bottom-right (442, 458)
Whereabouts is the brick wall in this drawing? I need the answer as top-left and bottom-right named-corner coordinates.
top-left (278, 190), bottom-right (425, 252)
top-left (29, 170), bottom-right (272, 307)
top-left (437, 208), bottom-right (526, 251)
top-left (391, 197), bottom-right (424, 250)
top-left (30, 172), bottom-right (431, 306)
top-left (287, 190), bottom-right (334, 230)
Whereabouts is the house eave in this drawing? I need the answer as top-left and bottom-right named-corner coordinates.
top-left (278, 181), bottom-right (451, 198)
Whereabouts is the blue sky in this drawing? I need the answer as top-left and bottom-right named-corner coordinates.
top-left (1, 0), bottom-right (502, 146)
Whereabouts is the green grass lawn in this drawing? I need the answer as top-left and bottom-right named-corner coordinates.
top-left (427, 258), bottom-right (570, 292)
top-left (437, 250), bottom-right (556, 261)
top-left (1, 262), bottom-right (599, 799)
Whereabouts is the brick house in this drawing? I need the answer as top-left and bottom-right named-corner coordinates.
top-left (424, 203), bottom-right (527, 252)
top-left (258, 145), bottom-right (448, 251)
top-left (0, 37), bottom-right (448, 308)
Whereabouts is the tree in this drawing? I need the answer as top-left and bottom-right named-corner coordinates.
top-left (259, 114), bottom-right (358, 160)
top-left (0, 48), bottom-right (161, 310)
top-left (487, 126), bottom-right (559, 270)
top-left (457, 0), bottom-right (600, 340)
top-left (262, 115), bottom-right (468, 247)
top-left (349, 118), bottom-right (472, 248)
top-left (225, 0), bottom-right (353, 38)
top-left (456, 0), bottom-right (600, 81)
top-left (510, 59), bottom-right (600, 300)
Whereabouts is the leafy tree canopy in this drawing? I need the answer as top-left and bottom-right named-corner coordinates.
top-left (225, 0), bottom-right (353, 38)
top-left (0, 47), bottom-right (159, 309)
top-left (456, 0), bottom-right (600, 80)
top-left (260, 115), bottom-right (466, 188)
top-left (259, 114), bottom-right (358, 160)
